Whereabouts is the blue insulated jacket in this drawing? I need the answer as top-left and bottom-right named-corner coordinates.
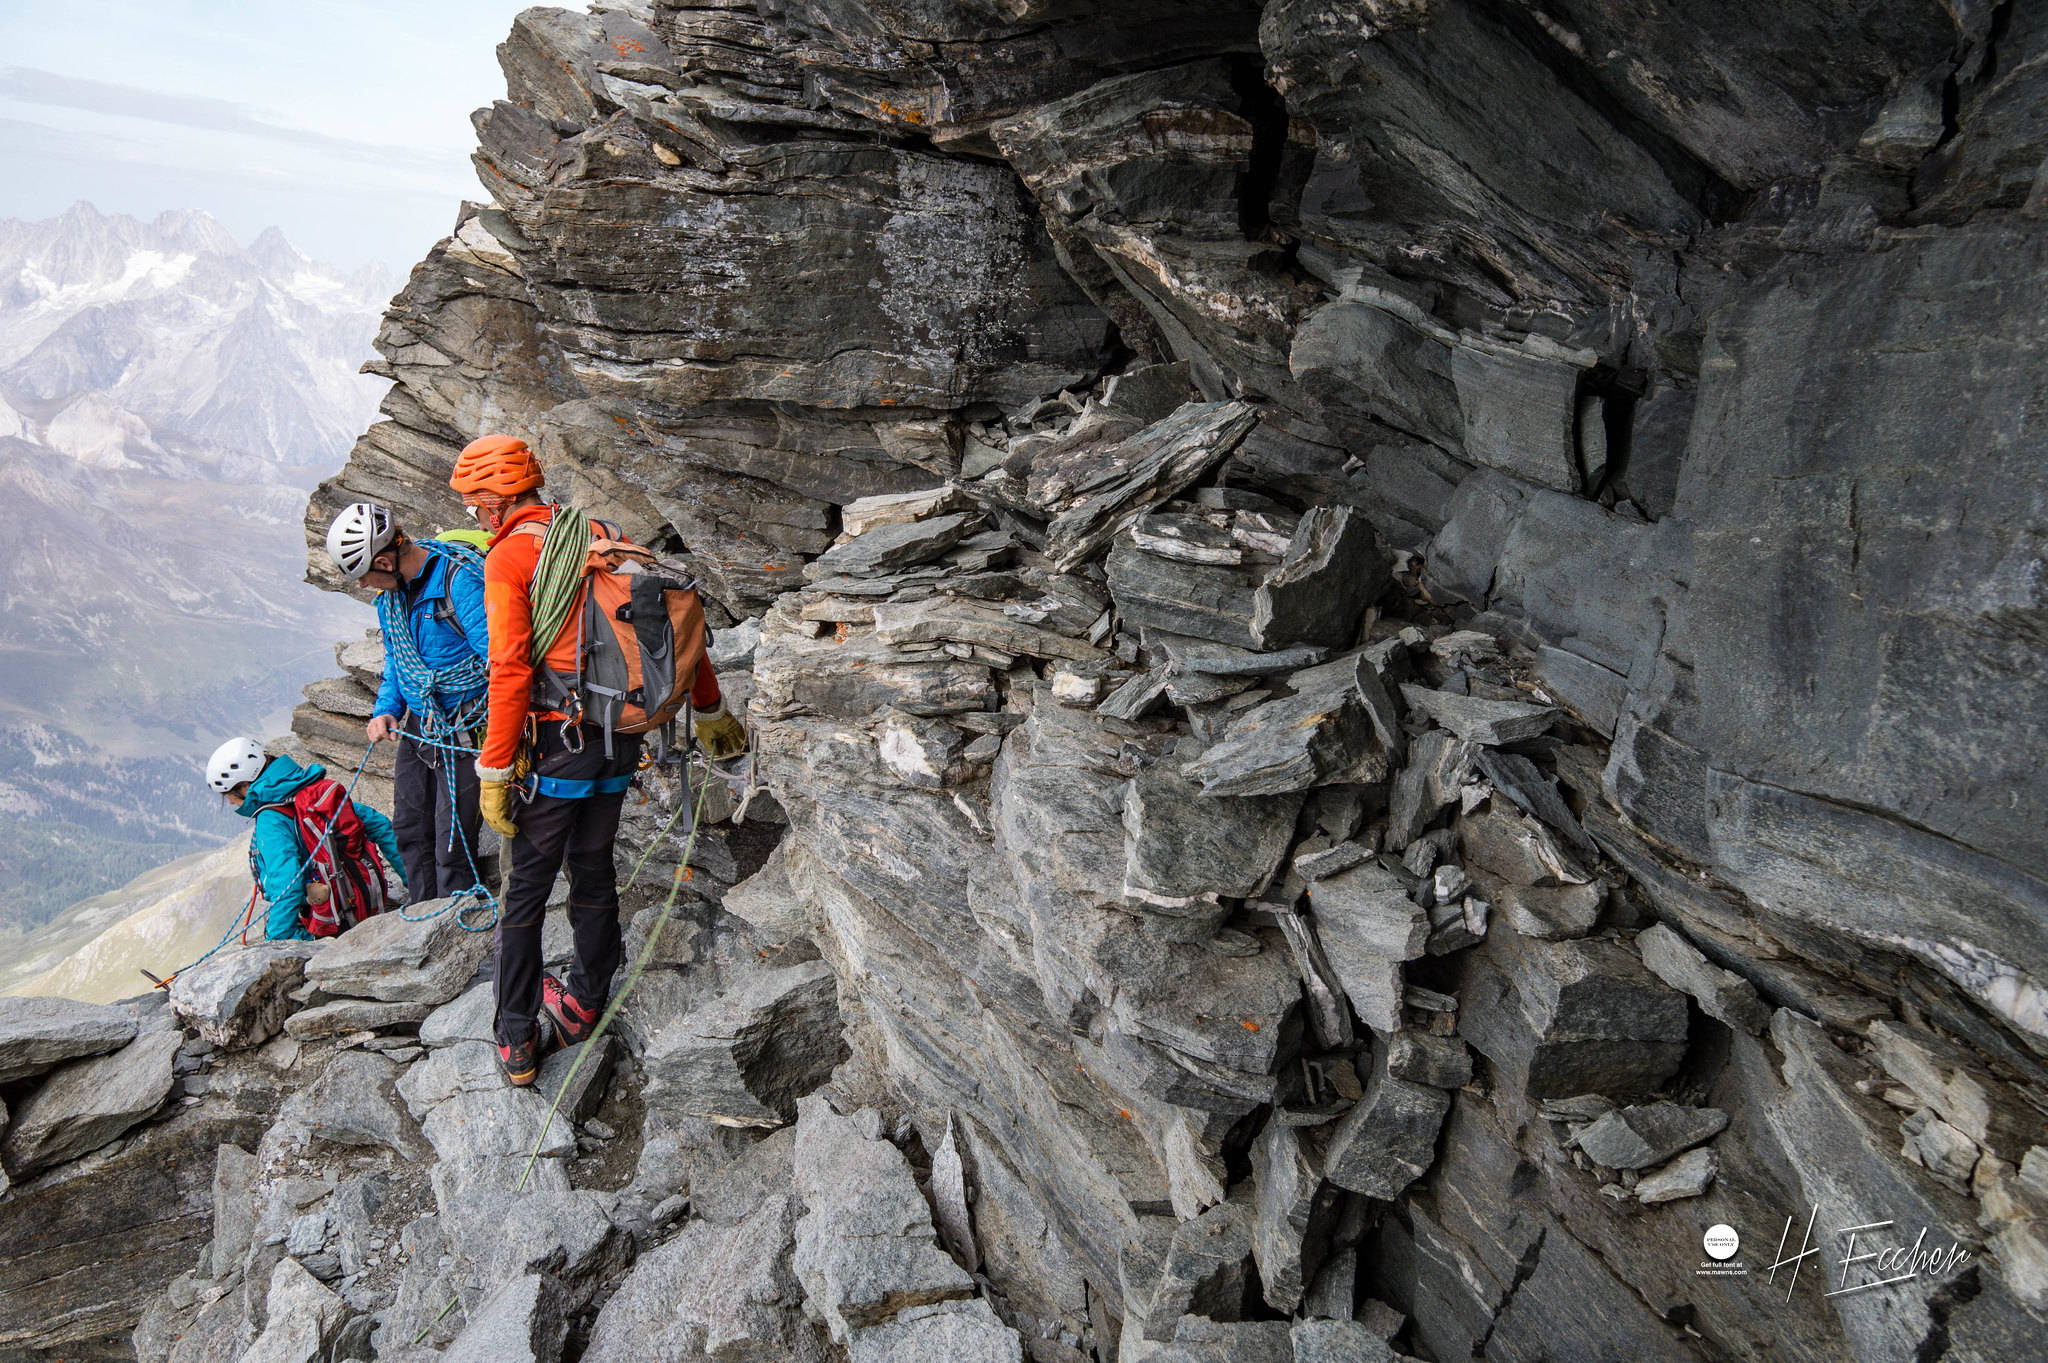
top-left (234, 754), bottom-right (405, 940)
top-left (372, 547), bottom-right (491, 720)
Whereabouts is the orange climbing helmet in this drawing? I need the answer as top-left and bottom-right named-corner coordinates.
top-left (449, 434), bottom-right (544, 497)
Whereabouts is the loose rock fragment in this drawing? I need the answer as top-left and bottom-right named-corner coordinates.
top-left (1634, 1146), bottom-right (1720, 1204)
top-left (170, 941), bottom-right (320, 1050)
top-left (1573, 1102), bottom-right (1729, 1169)
top-left (1399, 685), bottom-right (1556, 744)
top-left (1634, 924), bottom-right (1770, 1034)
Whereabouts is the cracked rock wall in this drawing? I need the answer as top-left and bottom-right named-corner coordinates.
top-left (273, 2), bottom-right (2048, 1360)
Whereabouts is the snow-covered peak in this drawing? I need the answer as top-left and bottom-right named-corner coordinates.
top-left (0, 204), bottom-right (397, 467)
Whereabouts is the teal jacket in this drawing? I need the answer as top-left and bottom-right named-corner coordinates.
top-left (235, 754), bottom-right (405, 941)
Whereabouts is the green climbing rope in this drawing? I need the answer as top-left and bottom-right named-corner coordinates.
top-left (526, 503), bottom-right (592, 664)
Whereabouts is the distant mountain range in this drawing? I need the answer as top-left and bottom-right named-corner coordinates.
top-left (0, 203), bottom-right (390, 934)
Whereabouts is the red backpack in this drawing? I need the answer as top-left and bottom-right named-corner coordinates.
top-left (250, 778), bottom-right (393, 937)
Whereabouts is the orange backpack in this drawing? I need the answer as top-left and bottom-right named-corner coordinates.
top-left (512, 516), bottom-right (709, 757)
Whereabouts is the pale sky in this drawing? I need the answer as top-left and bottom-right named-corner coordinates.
top-left (0, 0), bottom-right (543, 270)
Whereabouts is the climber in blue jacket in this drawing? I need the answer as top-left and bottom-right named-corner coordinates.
top-left (325, 503), bottom-right (492, 904)
top-left (206, 741), bottom-right (407, 941)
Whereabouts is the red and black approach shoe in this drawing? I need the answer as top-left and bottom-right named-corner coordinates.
top-left (497, 1033), bottom-right (541, 1087)
top-left (540, 973), bottom-right (600, 1047)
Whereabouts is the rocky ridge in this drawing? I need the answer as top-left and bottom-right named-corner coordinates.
top-left (6, 1), bottom-right (2045, 1361)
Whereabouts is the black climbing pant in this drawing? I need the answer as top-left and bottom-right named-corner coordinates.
top-left (392, 717), bottom-right (483, 904)
top-left (493, 721), bottom-right (642, 1047)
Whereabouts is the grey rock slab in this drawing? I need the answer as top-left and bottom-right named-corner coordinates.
top-left (535, 1037), bottom-right (614, 1127)
top-left (170, 941), bottom-right (320, 1050)
top-left (1498, 881), bottom-right (1603, 939)
top-left (1107, 540), bottom-right (1262, 650)
top-left (1323, 1045), bottom-right (1452, 1199)
top-left (283, 997), bottom-right (433, 1040)
top-left (810, 511), bottom-right (979, 579)
top-left (1307, 862), bottom-right (1428, 1031)
top-left (724, 841), bottom-right (811, 943)
top-left (281, 1051), bottom-right (432, 1161)
top-left (422, 1087), bottom-right (576, 1163)
top-left (928, 1115), bottom-right (978, 1274)
top-left (1136, 1193), bottom-right (1256, 1341)
top-left (1384, 730), bottom-right (1475, 852)
top-left (1472, 749), bottom-right (1596, 857)
top-left (428, 1153), bottom-right (571, 1218)
top-left (1295, 841), bottom-right (1370, 881)
top-left (791, 1096), bottom-right (974, 1343)
top-left (1251, 505), bottom-right (1391, 650)
top-left (442, 1188), bottom-right (626, 1310)
top-left (846, 1297), bottom-right (1024, 1363)
top-left (1451, 343), bottom-right (1587, 493)
top-left (418, 981), bottom-right (494, 1048)
top-left (1866, 1019), bottom-right (2040, 1158)
top-left (1399, 685), bottom-right (1556, 745)
top-left (1457, 803), bottom-right (1591, 886)
top-left (1459, 932), bottom-right (1691, 1098)
top-left (1573, 1102), bottom-right (1728, 1169)
top-left (1250, 1120), bottom-right (1339, 1314)
top-left (1384, 1030), bottom-right (1473, 1089)
top-left (1042, 400), bottom-right (1260, 571)
top-left (285, 1209), bottom-right (327, 1257)
top-left (580, 1192), bottom-right (825, 1363)
top-left (1154, 1315), bottom-right (1296, 1363)
top-left (643, 960), bottom-right (844, 1127)
top-left (690, 1125), bottom-right (797, 1227)
top-left (1182, 658), bottom-right (1391, 797)
top-left (302, 904), bottom-right (491, 1005)
top-left (1174, 645), bottom-right (1332, 677)
top-left (0, 1030), bottom-right (179, 1176)
top-left (439, 1272), bottom-right (567, 1363)
top-left (0, 996), bottom-right (138, 1083)
top-left (1634, 923), bottom-right (1770, 1035)
top-left (1634, 1146), bottom-right (1720, 1204)
top-left (871, 595), bottom-right (1108, 663)
top-left (212, 1142), bottom-right (259, 1279)
top-left (239, 1258), bottom-right (345, 1363)
top-left (1292, 1319), bottom-right (1413, 1362)
top-left (396, 1040), bottom-right (502, 1118)
top-left (1122, 753), bottom-right (1302, 923)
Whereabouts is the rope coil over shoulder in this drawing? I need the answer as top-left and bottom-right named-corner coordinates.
top-left (527, 504), bottom-right (592, 666)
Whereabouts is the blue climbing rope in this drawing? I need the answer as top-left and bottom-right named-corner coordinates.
top-left (376, 540), bottom-right (489, 748)
top-left (375, 539), bottom-right (501, 932)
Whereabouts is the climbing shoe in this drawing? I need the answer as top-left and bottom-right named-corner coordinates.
top-left (540, 973), bottom-right (600, 1047)
top-left (497, 1032), bottom-right (542, 1087)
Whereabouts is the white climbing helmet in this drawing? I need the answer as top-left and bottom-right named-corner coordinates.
top-left (325, 502), bottom-right (399, 581)
top-left (206, 736), bottom-right (270, 794)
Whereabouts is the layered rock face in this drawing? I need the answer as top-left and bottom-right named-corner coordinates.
top-left (247, 2), bottom-right (2048, 1361)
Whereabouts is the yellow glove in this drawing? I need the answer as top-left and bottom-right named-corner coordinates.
top-left (477, 769), bottom-right (520, 839)
top-left (694, 697), bottom-right (748, 760)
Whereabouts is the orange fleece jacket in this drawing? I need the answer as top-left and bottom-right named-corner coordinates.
top-left (478, 504), bottom-right (722, 771)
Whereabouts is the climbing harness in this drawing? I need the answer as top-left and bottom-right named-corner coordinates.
top-left (148, 742), bottom-right (379, 991)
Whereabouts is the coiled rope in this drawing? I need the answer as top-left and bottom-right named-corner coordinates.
top-left (526, 505), bottom-right (592, 667)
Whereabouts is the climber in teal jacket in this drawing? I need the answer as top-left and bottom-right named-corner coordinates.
top-left (208, 740), bottom-right (407, 941)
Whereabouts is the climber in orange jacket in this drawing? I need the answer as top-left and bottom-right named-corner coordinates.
top-left (449, 434), bottom-right (746, 1086)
